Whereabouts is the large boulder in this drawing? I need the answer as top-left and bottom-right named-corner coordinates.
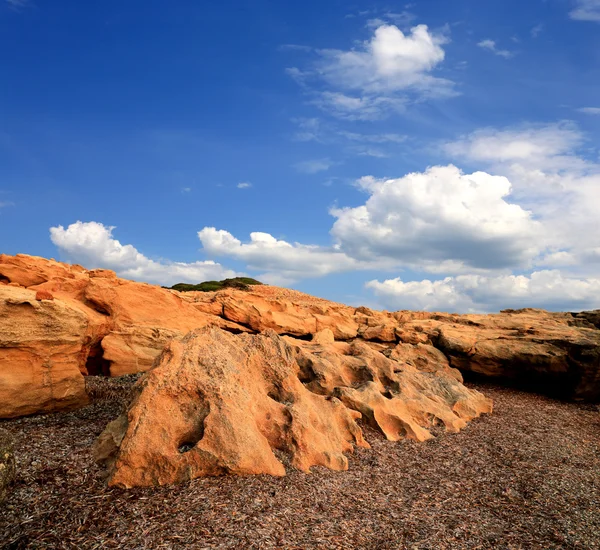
top-left (0, 428), bottom-right (16, 503)
top-left (94, 327), bottom-right (492, 488)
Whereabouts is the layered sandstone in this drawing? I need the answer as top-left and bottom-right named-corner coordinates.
top-left (94, 327), bottom-right (492, 488)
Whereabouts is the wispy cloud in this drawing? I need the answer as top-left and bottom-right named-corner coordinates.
top-left (531, 24), bottom-right (544, 38)
top-left (291, 118), bottom-right (322, 142)
top-left (338, 130), bottom-right (406, 144)
top-left (477, 39), bottom-right (515, 59)
top-left (570, 0), bottom-right (600, 22)
top-left (237, 182), bottom-right (252, 189)
top-left (5, 0), bottom-right (30, 9)
top-left (294, 158), bottom-right (335, 174)
top-left (181, 187), bottom-right (192, 193)
top-left (577, 107), bottom-right (600, 115)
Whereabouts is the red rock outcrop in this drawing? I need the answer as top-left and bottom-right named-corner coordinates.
top-left (94, 327), bottom-right (492, 488)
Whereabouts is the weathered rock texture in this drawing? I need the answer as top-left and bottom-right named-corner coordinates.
top-left (94, 327), bottom-right (492, 487)
top-left (1, 253), bottom-right (600, 422)
top-left (0, 428), bottom-right (16, 503)
top-left (190, 289), bottom-right (600, 402)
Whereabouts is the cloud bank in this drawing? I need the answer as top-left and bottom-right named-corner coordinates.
top-left (50, 221), bottom-right (236, 286)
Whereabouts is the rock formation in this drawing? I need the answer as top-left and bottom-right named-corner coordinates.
top-left (94, 327), bottom-right (492, 488)
top-left (0, 254), bottom-right (236, 417)
top-left (1, 253), bottom-right (599, 423)
top-left (0, 428), bottom-right (15, 503)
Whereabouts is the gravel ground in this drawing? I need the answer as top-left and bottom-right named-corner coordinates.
top-left (1, 378), bottom-right (599, 550)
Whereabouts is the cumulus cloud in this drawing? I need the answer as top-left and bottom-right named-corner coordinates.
top-left (367, 271), bottom-right (600, 313)
top-left (198, 227), bottom-right (375, 283)
top-left (288, 23), bottom-right (455, 120)
top-left (477, 40), bottom-right (514, 59)
top-left (570, 0), bottom-right (600, 22)
top-left (237, 182), bottom-right (252, 189)
top-left (330, 165), bottom-right (542, 271)
top-left (50, 221), bottom-right (236, 286)
top-left (444, 122), bottom-right (600, 269)
top-left (317, 24), bottom-right (449, 93)
top-left (578, 107), bottom-right (600, 115)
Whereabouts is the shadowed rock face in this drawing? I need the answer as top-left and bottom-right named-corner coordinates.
top-left (94, 328), bottom-right (492, 488)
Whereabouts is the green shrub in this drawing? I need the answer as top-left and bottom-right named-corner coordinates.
top-left (167, 277), bottom-right (263, 292)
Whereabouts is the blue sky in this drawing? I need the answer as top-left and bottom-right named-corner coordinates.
top-left (1, 0), bottom-right (600, 312)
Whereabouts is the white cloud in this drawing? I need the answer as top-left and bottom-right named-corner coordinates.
top-left (237, 182), bottom-right (252, 189)
top-left (288, 23), bottom-right (455, 120)
top-left (181, 187), bottom-right (191, 193)
top-left (312, 92), bottom-right (406, 121)
top-left (578, 107), bottom-right (600, 115)
top-left (477, 39), bottom-right (514, 59)
top-left (445, 122), bottom-right (583, 164)
top-left (317, 24), bottom-right (448, 93)
top-left (294, 158), bottom-right (335, 174)
top-left (350, 146), bottom-right (389, 158)
top-left (0, 201), bottom-right (15, 209)
top-left (198, 227), bottom-right (373, 282)
top-left (444, 122), bottom-right (600, 279)
top-left (367, 270), bottom-right (600, 313)
top-left (531, 24), bottom-right (544, 38)
top-left (50, 221), bottom-right (236, 286)
top-left (570, 0), bottom-right (600, 21)
top-left (330, 165), bottom-right (542, 271)
top-left (366, 11), bottom-right (417, 30)
top-left (338, 130), bottom-right (406, 143)
top-left (292, 118), bottom-right (322, 142)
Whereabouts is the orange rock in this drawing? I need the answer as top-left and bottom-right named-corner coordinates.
top-left (0, 286), bottom-right (89, 418)
top-left (35, 290), bottom-right (54, 301)
top-left (1, 253), bottom-right (600, 422)
top-left (95, 327), bottom-right (491, 487)
top-left (399, 309), bottom-right (600, 401)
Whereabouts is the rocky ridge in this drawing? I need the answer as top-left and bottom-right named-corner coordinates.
top-left (1, 253), bottom-right (599, 487)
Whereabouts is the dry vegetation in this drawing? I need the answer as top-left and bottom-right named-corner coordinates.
top-left (1, 376), bottom-right (599, 549)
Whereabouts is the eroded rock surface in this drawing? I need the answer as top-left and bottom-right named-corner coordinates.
top-left (2, 254), bottom-right (600, 421)
top-left (396, 309), bottom-right (600, 401)
top-left (95, 327), bottom-right (492, 487)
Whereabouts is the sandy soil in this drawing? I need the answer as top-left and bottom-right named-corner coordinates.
top-left (1, 378), bottom-right (599, 550)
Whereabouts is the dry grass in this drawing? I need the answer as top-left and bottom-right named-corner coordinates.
top-left (1, 379), bottom-right (599, 549)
